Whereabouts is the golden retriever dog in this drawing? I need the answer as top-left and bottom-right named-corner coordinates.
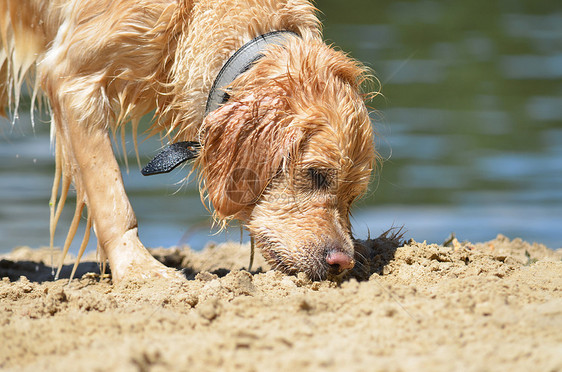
top-left (0, 0), bottom-right (377, 282)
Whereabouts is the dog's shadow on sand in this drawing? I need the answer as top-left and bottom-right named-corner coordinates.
top-left (0, 259), bottom-right (102, 283)
top-left (0, 228), bottom-right (404, 283)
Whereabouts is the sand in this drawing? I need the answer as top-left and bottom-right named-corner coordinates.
top-left (1, 233), bottom-right (561, 372)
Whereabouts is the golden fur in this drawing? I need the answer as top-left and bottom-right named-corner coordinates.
top-left (1, 0), bottom-right (377, 282)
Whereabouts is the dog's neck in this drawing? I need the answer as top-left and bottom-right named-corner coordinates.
top-left (205, 31), bottom-right (297, 116)
top-left (143, 31), bottom-right (298, 176)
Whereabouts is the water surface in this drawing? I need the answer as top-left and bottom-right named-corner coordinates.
top-left (1, 0), bottom-right (561, 253)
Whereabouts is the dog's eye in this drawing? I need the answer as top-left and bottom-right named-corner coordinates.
top-left (308, 168), bottom-right (331, 190)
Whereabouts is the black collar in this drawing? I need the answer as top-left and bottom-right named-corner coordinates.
top-left (205, 30), bottom-right (298, 116)
top-left (143, 31), bottom-right (297, 176)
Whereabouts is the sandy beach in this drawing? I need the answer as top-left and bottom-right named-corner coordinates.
top-left (1, 233), bottom-right (561, 371)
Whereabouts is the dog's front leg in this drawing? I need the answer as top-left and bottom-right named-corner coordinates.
top-left (61, 120), bottom-right (182, 283)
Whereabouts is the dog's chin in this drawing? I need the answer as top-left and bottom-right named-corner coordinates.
top-left (257, 237), bottom-right (354, 281)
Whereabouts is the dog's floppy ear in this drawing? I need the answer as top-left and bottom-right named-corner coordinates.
top-left (200, 95), bottom-right (300, 219)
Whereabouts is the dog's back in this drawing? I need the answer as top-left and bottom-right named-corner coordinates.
top-left (1, 0), bottom-right (320, 134)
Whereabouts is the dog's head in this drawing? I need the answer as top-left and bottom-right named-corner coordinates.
top-left (199, 37), bottom-right (377, 280)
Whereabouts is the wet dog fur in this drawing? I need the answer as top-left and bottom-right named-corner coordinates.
top-left (0, 0), bottom-right (377, 282)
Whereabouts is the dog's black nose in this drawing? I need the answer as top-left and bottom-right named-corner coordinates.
top-left (326, 250), bottom-right (355, 274)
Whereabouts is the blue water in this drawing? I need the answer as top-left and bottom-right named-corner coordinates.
top-left (1, 0), bottom-right (561, 253)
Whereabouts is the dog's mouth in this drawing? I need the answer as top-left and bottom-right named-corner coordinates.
top-left (257, 236), bottom-right (355, 281)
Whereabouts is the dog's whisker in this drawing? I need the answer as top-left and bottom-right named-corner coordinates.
top-left (313, 254), bottom-right (324, 281)
top-left (354, 249), bottom-right (367, 262)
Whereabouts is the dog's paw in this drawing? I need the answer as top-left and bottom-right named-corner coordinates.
top-left (111, 256), bottom-right (186, 284)
top-left (104, 230), bottom-right (186, 284)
